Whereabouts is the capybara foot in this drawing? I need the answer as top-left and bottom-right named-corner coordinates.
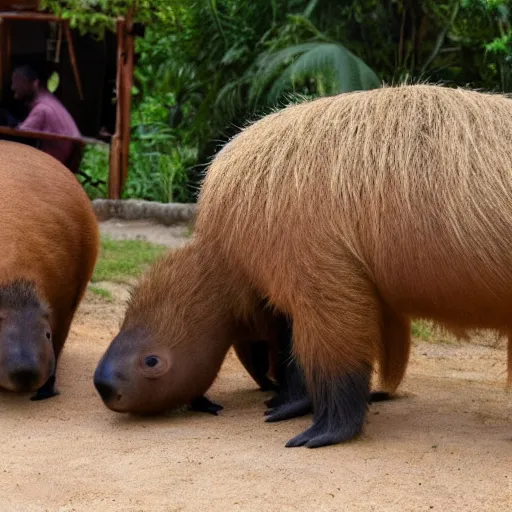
top-left (264, 393), bottom-right (286, 409)
top-left (369, 391), bottom-right (392, 403)
top-left (264, 396), bottom-right (312, 422)
top-left (258, 377), bottom-right (279, 392)
top-left (285, 367), bottom-right (370, 448)
top-left (188, 395), bottom-right (224, 415)
top-left (30, 374), bottom-right (59, 401)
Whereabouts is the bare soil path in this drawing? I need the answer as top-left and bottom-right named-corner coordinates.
top-left (0, 220), bottom-right (510, 511)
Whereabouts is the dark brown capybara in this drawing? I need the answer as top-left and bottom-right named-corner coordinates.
top-left (94, 84), bottom-right (512, 448)
top-left (0, 141), bottom-right (99, 400)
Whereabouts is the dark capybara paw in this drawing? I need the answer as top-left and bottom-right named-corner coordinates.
top-left (284, 417), bottom-right (361, 449)
top-left (368, 391), bottom-right (392, 403)
top-left (264, 397), bottom-right (312, 422)
top-left (285, 368), bottom-right (370, 448)
top-left (264, 393), bottom-right (288, 409)
top-left (30, 375), bottom-right (59, 401)
top-left (188, 395), bottom-right (224, 415)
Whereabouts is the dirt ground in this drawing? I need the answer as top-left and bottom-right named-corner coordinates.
top-left (0, 220), bottom-right (510, 512)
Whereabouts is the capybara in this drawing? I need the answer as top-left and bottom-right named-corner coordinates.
top-left (94, 84), bottom-right (512, 448)
top-left (0, 141), bottom-right (98, 400)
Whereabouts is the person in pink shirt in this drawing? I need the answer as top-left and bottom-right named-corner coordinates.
top-left (11, 65), bottom-right (81, 165)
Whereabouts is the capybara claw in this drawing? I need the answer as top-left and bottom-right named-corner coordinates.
top-left (188, 395), bottom-right (224, 415)
top-left (264, 397), bottom-right (312, 422)
top-left (30, 375), bottom-right (59, 401)
top-left (285, 422), bottom-right (353, 449)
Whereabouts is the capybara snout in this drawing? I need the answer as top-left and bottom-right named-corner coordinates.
top-left (93, 328), bottom-right (178, 413)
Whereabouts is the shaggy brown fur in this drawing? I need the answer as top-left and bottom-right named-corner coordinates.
top-left (95, 84), bottom-right (512, 448)
top-left (0, 141), bottom-right (99, 398)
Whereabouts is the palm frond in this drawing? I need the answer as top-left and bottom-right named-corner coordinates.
top-left (250, 41), bottom-right (382, 105)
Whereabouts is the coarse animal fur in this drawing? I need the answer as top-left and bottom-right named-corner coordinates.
top-left (95, 84), bottom-right (512, 448)
top-left (0, 141), bottom-right (99, 399)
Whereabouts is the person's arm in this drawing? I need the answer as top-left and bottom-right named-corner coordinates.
top-left (17, 105), bottom-right (46, 132)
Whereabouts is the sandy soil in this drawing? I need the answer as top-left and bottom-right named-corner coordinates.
top-left (0, 222), bottom-right (510, 512)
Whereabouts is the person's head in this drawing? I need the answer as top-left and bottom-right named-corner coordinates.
top-left (11, 65), bottom-right (40, 101)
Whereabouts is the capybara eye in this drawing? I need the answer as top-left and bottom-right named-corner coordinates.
top-left (45, 332), bottom-right (51, 340)
top-left (144, 356), bottom-right (159, 368)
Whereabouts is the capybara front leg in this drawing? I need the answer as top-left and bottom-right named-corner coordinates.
top-left (188, 395), bottom-right (224, 415)
top-left (264, 316), bottom-right (312, 421)
top-left (30, 374), bottom-right (59, 401)
top-left (30, 318), bottom-right (70, 401)
top-left (281, 262), bottom-right (380, 448)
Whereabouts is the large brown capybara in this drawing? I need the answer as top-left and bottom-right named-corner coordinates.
top-left (94, 84), bottom-right (512, 448)
top-left (0, 141), bottom-right (99, 400)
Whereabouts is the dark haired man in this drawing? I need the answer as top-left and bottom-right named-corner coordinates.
top-left (11, 65), bottom-right (81, 165)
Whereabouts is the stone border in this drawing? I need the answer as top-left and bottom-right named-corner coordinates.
top-left (92, 199), bottom-right (197, 226)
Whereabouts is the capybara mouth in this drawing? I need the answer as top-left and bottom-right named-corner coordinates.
top-left (8, 369), bottom-right (45, 393)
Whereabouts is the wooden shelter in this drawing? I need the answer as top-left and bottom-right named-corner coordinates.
top-left (0, 0), bottom-right (140, 198)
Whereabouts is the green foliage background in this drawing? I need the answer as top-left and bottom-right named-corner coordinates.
top-left (41, 0), bottom-right (512, 202)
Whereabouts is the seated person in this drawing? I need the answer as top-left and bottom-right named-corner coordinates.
top-left (11, 65), bottom-right (81, 165)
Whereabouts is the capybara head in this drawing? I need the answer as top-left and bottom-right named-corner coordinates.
top-left (0, 280), bottom-right (55, 393)
top-left (94, 245), bottom-right (234, 414)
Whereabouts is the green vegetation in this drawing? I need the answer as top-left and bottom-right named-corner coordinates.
top-left (91, 237), bottom-right (167, 285)
top-left (41, 1), bottom-right (512, 202)
top-left (88, 285), bottom-right (114, 302)
top-left (411, 320), bottom-right (433, 342)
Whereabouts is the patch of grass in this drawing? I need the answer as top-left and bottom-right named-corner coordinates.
top-left (88, 285), bottom-right (114, 302)
top-left (411, 320), bottom-right (433, 341)
top-left (92, 237), bottom-right (167, 285)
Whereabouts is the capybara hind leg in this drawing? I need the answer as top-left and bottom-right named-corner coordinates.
top-left (233, 339), bottom-right (277, 392)
top-left (377, 305), bottom-right (411, 395)
top-left (283, 266), bottom-right (380, 448)
top-left (264, 318), bottom-right (312, 421)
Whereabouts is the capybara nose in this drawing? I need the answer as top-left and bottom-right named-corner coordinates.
top-left (94, 379), bottom-right (118, 403)
top-left (9, 368), bottom-right (40, 391)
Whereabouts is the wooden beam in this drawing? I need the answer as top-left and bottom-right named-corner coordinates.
top-left (0, 126), bottom-right (105, 145)
top-left (63, 20), bottom-right (83, 100)
top-left (0, 12), bottom-right (61, 22)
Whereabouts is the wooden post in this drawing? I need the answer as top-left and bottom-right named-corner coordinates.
top-left (107, 17), bottom-right (125, 199)
top-left (108, 135), bottom-right (122, 199)
top-left (63, 20), bottom-right (84, 100)
top-left (0, 18), bottom-right (5, 97)
top-left (0, 18), bottom-right (12, 100)
top-left (119, 8), bottom-right (134, 192)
